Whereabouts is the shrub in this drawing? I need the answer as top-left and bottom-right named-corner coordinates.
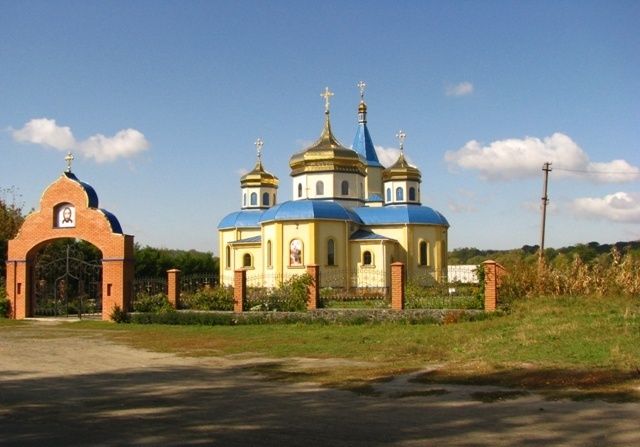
top-left (133, 292), bottom-right (172, 313)
top-left (180, 286), bottom-right (234, 311)
top-left (110, 305), bottom-right (130, 323)
top-left (246, 274), bottom-right (312, 312)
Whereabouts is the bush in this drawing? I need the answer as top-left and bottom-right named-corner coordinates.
top-left (110, 305), bottom-right (130, 323)
top-left (246, 274), bottom-right (312, 312)
top-left (180, 287), bottom-right (234, 311)
top-left (133, 292), bottom-right (172, 313)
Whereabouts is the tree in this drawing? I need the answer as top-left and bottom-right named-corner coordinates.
top-left (1, 187), bottom-right (26, 283)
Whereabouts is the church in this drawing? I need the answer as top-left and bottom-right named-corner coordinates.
top-left (218, 84), bottom-right (449, 289)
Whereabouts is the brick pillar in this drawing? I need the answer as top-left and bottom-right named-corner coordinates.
top-left (482, 260), bottom-right (506, 312)
top-left (102, 260), bottom-right (132, 320)
top-left (167, 269), bottom-right (181, 309)
top-left (391, 262), bottom-right (405, 310)
top-left (306, 264), bottom-right (319, 310)
top-left (5, 260), bottom-right (27, 319)
top-left (233, 269), bottom-right (246, 313)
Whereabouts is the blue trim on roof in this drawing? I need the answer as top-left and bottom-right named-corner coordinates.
top-left (352, 123), bottom-right (383, 168)
top-left (350, 229), bottom-right (395, 241)
top-left (259, 200), bottom-right (363, 224)
top-left (64, 172), bottom-right (99, 207)
top-left (353, 204), bottom-right (449, 227)
top-left (100, 209), bottom-right (123, 234)
top-left (231, 235), bottom-right (261, 244)
top-left (366, 193), bottom-right (384, 202)
top-left (218, 210), bottom-right (263, 229)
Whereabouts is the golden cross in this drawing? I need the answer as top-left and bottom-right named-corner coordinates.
top-left (396, 130), bottom-right (406, 152)
top-left (321, 87), bottom-right (334, 113)
top-left (65, 151), bottom-right (74, 173)
top-left (254, 138), bottom-right (264, 161)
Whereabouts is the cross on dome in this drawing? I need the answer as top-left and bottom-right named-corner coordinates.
top-left (254, 138), bottom-right (264, 161)
top-left (321, 87), bottom-right (334, 113)
top-left (396, 130), bottom-right (406, 152)
top-left (357, 80), bottom-right (366, 100)
top-left (65, 151), bottom-right (74, 173)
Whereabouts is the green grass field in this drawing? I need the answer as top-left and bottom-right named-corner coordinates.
top-left (3, 295), bottom-right (639, 399)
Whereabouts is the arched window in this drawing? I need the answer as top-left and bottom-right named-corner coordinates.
top-left (243, 253), bottom-right (252, 267)
top-left (262, 192), bottom-right (270, 206)
top-left (395, 187), bottom-right (404, 201)
top-left (419, 240), bottom-right (427, 266)
top-left (243, 193), bottom-right (246, 207)
top-left (316, 181), bottom-right (324, 195)
top-left (327, 239), bottom-right (335, 266)
top-left (225, 245), bottom-right (231, 268)
top-left (409, 187), bottom-right (416, 201)
top-left (297, 183), bottom-right (303, 198)
top-left (267, 240), bottom-right (272, 268)
top-left (250, 192), bottom-right (257, 206)
top-left (341, 181), bottom-right (349, 195)
top-left (363, 251), bottom-right (372, 266)
top-left (386, 188), bottom-right (391, 202)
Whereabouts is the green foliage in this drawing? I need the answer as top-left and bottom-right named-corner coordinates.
top-left (110, 305), bottom-right (130, 323)
top-left (180, 287), bottom-right (234, 311)
top-left (0, 187), bottom-right (26, 280)
top-left (134, 244), bottom-right (218, 277)
top-left (247, 274), bottom-right (313, 312)
top-left (405, 281), bottom-right (483, 310)
top-left (132, 292), bottom-right (172, 313)
top-left (0, 285), bottom-right (10, 318)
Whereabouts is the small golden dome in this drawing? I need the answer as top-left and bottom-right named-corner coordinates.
top-left (241, 160), bottom-right (279, 188)
top-left (382, 153), bottom-right (421, 182)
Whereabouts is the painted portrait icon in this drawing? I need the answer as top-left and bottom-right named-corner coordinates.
top-left (57, 205), bottom-right (76, 228)
top-left (289, 239), bottom-right (302, 266)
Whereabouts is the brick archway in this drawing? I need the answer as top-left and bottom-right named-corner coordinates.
top-left (6, 172), bottom-right (134, 320)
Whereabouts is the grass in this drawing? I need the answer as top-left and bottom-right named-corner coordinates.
top-left (14, 294), bottom-right (640, 399)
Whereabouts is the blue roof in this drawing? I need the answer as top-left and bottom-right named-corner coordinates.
top-left (65, 172), bottom-right (99, 207)
top-left (231, 235), bottom-right (261, 244)
top-left (100, 209), bottom-right (123, 234)
top-left (218, 210), bottom-right (263, 229)
top-left (259, 200), bottom-right (363, 224)
top-left (350, 229), bottom-right (396, 241)
top-left (353, 204), bottom-right (449, 227)
top-left (352, 122), bottom-right (383, 168)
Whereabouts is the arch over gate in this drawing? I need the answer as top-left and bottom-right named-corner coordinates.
top-left (6, 169), bottom-right (134, 320)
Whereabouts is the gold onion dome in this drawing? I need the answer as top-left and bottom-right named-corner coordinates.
top-left (289, 87), bottom-right (365, 176)
top-left (240, 159), bottom-right (279, 187)
top-left (382, 152), bottom-right (422, 182)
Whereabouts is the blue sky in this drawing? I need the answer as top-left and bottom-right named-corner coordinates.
top-left (1, 0), bottom-right (639, 253)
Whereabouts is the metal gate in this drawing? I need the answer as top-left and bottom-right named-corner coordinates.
top-left (32, 244), bottom-right (102, 317)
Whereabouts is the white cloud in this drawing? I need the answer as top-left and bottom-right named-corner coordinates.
top-left (445, 81), bottom-right (474, 97)
top-left (12, 118), bottom-right (75, 150)
top-left (374, 146), bottom-right (416, 168)
top-left (444, 132), bottom-right (640, 183)
top-left (572, 192), bottom-right (640, 223)
top-left (12, 118), bottom-right (149, 163)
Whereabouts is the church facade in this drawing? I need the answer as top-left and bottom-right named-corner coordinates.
top-left (218, 85), bottom-right (449, 289)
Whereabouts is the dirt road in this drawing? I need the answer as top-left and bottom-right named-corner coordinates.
top-left (1, 320), bottom-right (639, 446)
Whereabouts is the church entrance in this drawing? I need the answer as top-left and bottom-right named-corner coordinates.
top-left (31, 240), bottom-right (102, 317)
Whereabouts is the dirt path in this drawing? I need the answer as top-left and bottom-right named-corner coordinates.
top-left (1, 321), bottom-right (639, 446)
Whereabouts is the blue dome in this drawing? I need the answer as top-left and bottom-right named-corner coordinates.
top-left (218, 210), bottom-right (263, 229)
top-left (353, 204), bottom-right (449, 227)
top-left (65, 172), bottom-right (99, 207)
top-left (99, 209), bottom-right (123, 234)
top-left (259, 200), bottom-right (363, 224)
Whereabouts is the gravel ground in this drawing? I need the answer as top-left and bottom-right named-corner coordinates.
top-left (1, 320), bottom-right (639, 446)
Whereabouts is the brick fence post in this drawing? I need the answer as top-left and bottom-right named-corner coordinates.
top-left (233, 269), bottom-right (246, 313)
top-left (391, 262), bottom-right (405, 310)
top-left (306, 264), bottom-right (319, 310)
top-left (482, 260), bottom-right (506, 312)
top-left (167, 269), bottom-right (181, 309)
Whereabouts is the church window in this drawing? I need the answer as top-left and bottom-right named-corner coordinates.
top-left (395, 187), bottom-right (404, 201)
top-left (363, 251), bottom-right (372, 266)
top-left (250, 192), bottom-right (257, 206)
top-left (297, 183), bottom-right (302, 198)
top-left (409, 187), bottom-right (416, 201)
top-left (341, 181), bottom-right (349, 196)
top-left (386, 188), bottom-right (391, 202)
top-left (243, 253), bottom-right (252, 267)
top-left (327, 239), bottom-right (335, 266)
top-left (225, 246), bottom-right (231, 268)
top-left (316, 181), bottom-right (324, 196)
top-left (262, 192), bottom-right (270, 206)
top-left (419, 241), bottom-right (427, 266)
top-left (267, 240), bottom-right (272, 268)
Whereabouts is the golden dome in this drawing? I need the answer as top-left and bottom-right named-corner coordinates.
top-left (382, 152), bottom-right (421, 182)
top-left (241, 159), bottom-right (279, 188)
top-left (289, 112), bottom-right (366, 176)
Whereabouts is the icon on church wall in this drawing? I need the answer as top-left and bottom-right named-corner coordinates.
top-left (56, 204), bottom-right (76, 228)
top-left (290, 239), bottom-right (303, 266)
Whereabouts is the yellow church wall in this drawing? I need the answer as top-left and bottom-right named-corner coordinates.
top-left (219, 227), bottom-right (261, 286)
top-left (279, 221), bottom-right (314, 282)
top-left (349, 241), bottom-right (388, 287)
top-left (315, 220), bottom-right (350, 288)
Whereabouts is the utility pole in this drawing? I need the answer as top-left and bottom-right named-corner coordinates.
top-left (539, 162), bottom-right (552, 263)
